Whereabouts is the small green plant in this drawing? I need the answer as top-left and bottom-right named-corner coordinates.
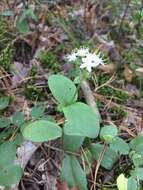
top-left (0, 46), bottom-right (142, 189)
top-left (0, 96), bottom-right (51, 188)
top-left (0, 17), bottom-right (15, 70)
top-left (16, 6), bottom-right (37, 33)
top-left (118, 135), bottom-right (143, 190)
top-left (24, 85), bottom-right (43, 101)
top-left (0, 43), bottom-right (14, 70)
top-left (19, 47), bottom-right (141, 189)
top-left (40, 50), bottom-right (60, 71)
top-left (21, 73), bottom-right (100, 190)
top-left (2, 6), bottom-right (37, 33)
top-left (0, 96), bottom-right (23, 188)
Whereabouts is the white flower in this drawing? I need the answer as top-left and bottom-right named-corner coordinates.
top-left (66, 52), bottom-right (77, 61)
top-left (66, 47), bottom-right (104, 72)
top-left (66, 47), bottom-right (89, 62)
top-left (80, 53), bottom-right (104, 72)
top-left (76, 47), bottom-right (89, 57)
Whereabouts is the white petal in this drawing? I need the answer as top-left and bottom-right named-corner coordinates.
top-left (67, 53), bottom-right (77, 61)
top-left (77, 48), bottom-right (89, 57)
top-left (86, 66), bottom-right (92, 72)
top-left (80, 63), bottom-right (87, 68)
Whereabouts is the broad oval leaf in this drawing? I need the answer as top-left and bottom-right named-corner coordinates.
top-left (110, 137), bottom-right (130, 155)
top-left (130, 135), bottom-right (143, 155)
top-left (61, 154), bottom-right (88, 190)
top-left (0, 142), bottom-right (16, 169)
top-left (21, 120), bottom-right (62, 142)
top-left (127, 177), bottom-right (137, 190)
top-left (131, 167), bottom-right (143, 180)
top-left (0, 117), bottom-right (11, 128)
top-left (16, 18), bottom-right (29, 33)
top-left (11, 112), bottom-right (24, 127)
top-left (90, 143), bottom-right (118, 170)
top-left (0, 165), bottom-right (23, 186)
top-left (48, 74), bottom-right (77, 106)
top-left (63, 134), bottom-right (84, 152)
top-left (0, 96), bottom-right (9, 110)
top-left (131, 153), bottom-right (143, 167)
top-left (117, 174), bottom-right (128, 190)
top-left (31, 105), bottom-right (45, 119)
top-left (63, 102), bottom-right (100, 138)
top-left (100, 125), bottom-right (118, 143)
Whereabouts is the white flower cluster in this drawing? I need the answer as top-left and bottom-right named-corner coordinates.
top-left (66, 47), bottom-right (104, 72)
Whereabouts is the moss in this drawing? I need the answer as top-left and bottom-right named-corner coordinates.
top-left (0, 43), bottom-right (14, 70)
top-left (0, 18), bottom-right (9, 49)
top-left (96, 72), bottom-right (129, 103)
top-left (40, 50), bottom-right (60, 71)
top-left (108, 106), bottom-right (127, 119)
top-left (24, 85), bottom-right (43, 101)
top-left (28, 65), bottom-right (38, 77)
top-left (0, 17), bottom-right (14, 71)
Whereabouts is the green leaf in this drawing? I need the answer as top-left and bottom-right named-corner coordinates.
top-left (16, 8), bottom-right (36, 33)
top-left (100, 125), bottom-right (118, 143)
top-left (0, 165), bottom-right (23, 186)
top-left (0, 96), bottom-right (9, 110)
top-left (0, 128), bottom-right (13, 144)
top-left (90, 143), bottom-right (118, 170)
top-left (19, 8), bottom-right (37, 22)
top-left (2, 10), bottom-right (15, 16)
top-left (31, 105), bottom-right (45, 118)
top-left (11, 112), bottom-right (24, 126)
top-left (13, 133), bottom-right (24, 146)
top-left (21, 120), bottom-right (62, 142)
top-left (131, 167), bottom-right (143, 180)
top-left (0, 117), bottom-right (11, 128)
top-left (130, 135), bottom-right (143, 155)
top-left (63, 134), bottom-right (84, 152)
top-left (0, 142), bottom-right (16, 169)
top-left (63, 102), bottom-right (100, 138)
top-left (48, 74), bottom-right (77, 106)
top-left (61, 154), bottom-right (88, 190)
top-left (110, 137), bottom-right (130, 155)
top-left (117, 174), bottom-right (128, 190)
top-left (127, 177), bottom-right (137, 190)
top-left (16, 18), bottom-right (29, 33)
top-left (131, 153), bottom-right (143, 167)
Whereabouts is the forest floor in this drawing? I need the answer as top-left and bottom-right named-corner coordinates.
top-left (0, 0), bottom-right (143, 189)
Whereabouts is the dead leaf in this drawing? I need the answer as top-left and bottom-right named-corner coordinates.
top-left (56, 180), bottom-right (78, 190)
top-left (98, 63), bottom-right (116, 74)
top-left (136, 67), bottom-right (143, 73)
top-left (84, 1), bottom-right (97, 32)
top-left (11, 62), bottom-right (30, 88)
top-left (123, 64), bottom-right (133, 82)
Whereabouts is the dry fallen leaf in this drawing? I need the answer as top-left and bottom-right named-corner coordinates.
top-left (56, 180), bottom-right (78, 190)
top-left (11, 62), bottom-right (30, 88)
top-left (123, 64), bottom-right (133, 82)
top-left (99, 63), bottom-right (116, 74)
top-left (136, 67), bottom-right (143, 73)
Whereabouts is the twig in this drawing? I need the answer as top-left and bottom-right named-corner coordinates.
top-left (118, 0), bottom-right (132, 36)
top-left (45, 144), bottom-right (80, 157)
top-left (81, 80), bottom-right (101, 121)
top-left (92, 33), bottom-right (115, 49)
top-left (94, 74), bottom-right (115, 92)
top-left (92, 143), bottom-right (108, 190)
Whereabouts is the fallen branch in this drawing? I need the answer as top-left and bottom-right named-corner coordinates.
top-left (81, 80), bottom-right (101, 121)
